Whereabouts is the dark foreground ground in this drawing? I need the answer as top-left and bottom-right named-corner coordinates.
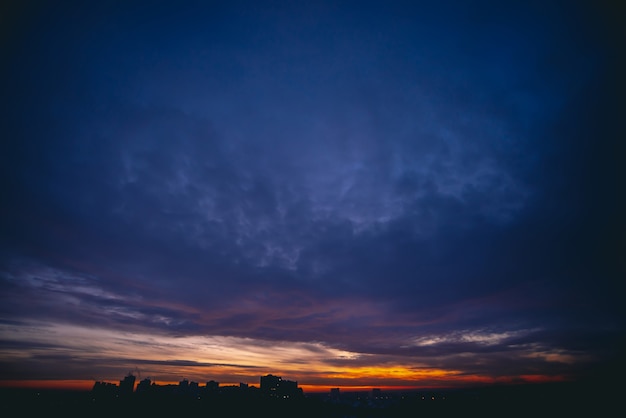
top-left (0, 381), bottom-right (621, 418)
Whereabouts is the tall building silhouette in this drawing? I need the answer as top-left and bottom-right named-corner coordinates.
top-left (119, 373), bottom-right (136, 395)
top-left (260, 374), bottom-right (302, 398)
top-left (260, 374), bottom-right (281, 393)
top-left (136, 377), bottom-right (152, 393)
top-left (206, 380), bottom-right (219, 391)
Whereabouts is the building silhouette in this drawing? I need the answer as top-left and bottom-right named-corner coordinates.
top-left (260, 374), bottom-right (302, 398)
top-left (260, 374), bottom-right (281, 393)
top-left (119, 373), bottom-right (136, 395)
top-left (206, 380), bottom-right (219, 391)
top-left (91, 380), bottom-right (118, 399)
top-left (136, 377), bottom-right (153, 393)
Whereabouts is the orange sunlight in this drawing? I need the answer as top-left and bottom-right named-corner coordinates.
top-left (0, 380), bottom-right (94, 391)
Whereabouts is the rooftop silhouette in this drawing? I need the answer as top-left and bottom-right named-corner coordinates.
top-left (0, 370), bottom-right (617, 418)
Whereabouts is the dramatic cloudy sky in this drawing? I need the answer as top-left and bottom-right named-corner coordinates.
top-left (1, 0), bottom-right (624, 390)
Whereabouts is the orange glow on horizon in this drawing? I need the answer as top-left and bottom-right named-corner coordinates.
top-left (315, 366), bottom-right (461, 381)
top-left (299, 384), bottom-right (425, 393)
top-left (0, 373), bottom-right (571, 393)
top-left (518, 374), bottom-right (567, 383)
top-left (0, 380), bottom-right (95, 391)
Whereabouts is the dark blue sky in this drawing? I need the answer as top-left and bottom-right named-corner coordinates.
top-left (1, 0), bottom-right (624, 388)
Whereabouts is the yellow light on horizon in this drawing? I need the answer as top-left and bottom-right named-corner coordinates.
top-left (315, 365), bottom-right (461, 381)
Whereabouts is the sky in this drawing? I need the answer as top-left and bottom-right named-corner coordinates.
top-left (1, 0), bottom-right (624, 392)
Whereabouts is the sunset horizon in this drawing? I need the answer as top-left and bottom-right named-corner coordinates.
top-left (0, 371), bottom-right (577, 393)
top-left (1, 0), bottom-right (623, 408)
